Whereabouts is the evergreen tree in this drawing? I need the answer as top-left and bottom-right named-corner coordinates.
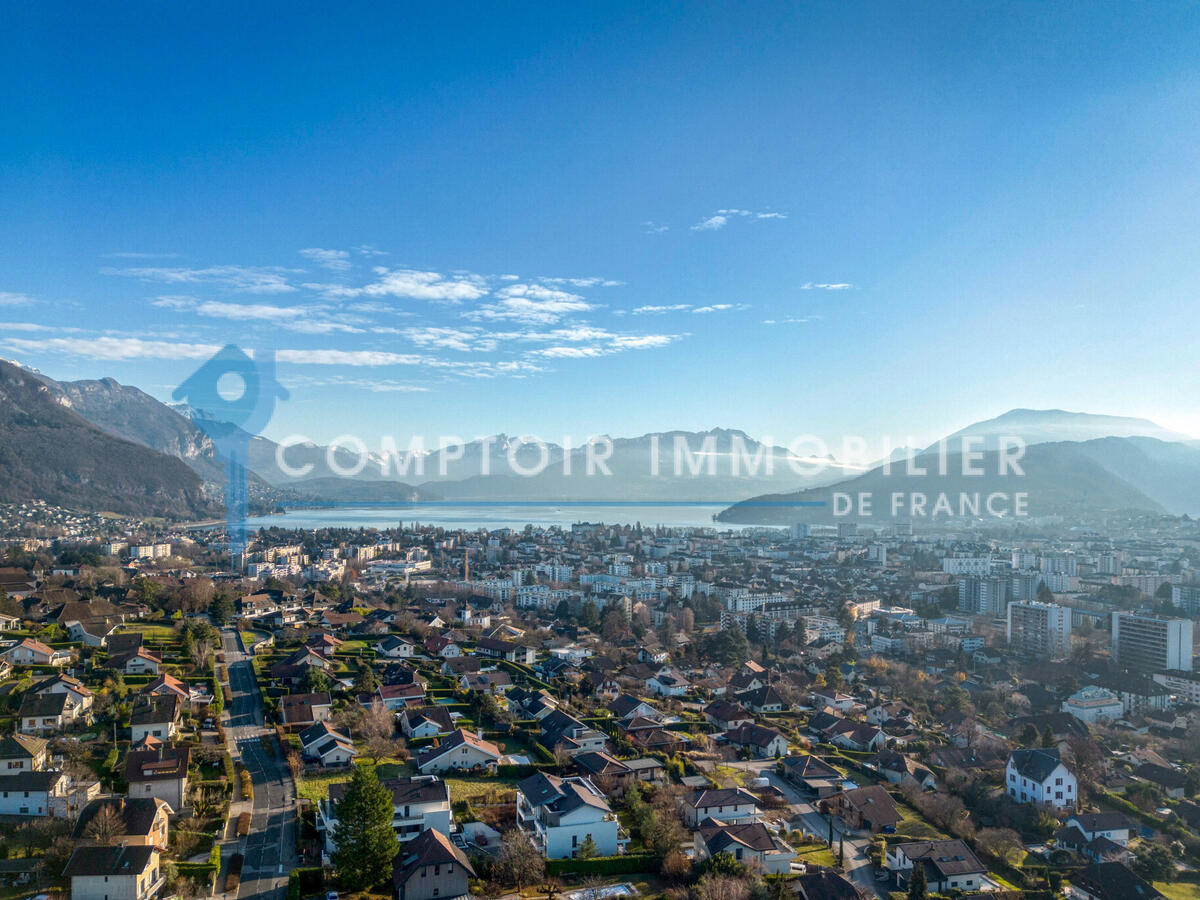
top-left (907, 861), bottom-right (927, 900)
top-left (331, 765), bottom-right (400, 890)
top-left (1041, 725), bottom-right (1056, 748)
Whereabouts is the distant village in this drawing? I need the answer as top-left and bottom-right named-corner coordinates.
top-left (0, 504), bottom-right (1199, 900)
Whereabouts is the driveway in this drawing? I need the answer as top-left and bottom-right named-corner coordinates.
top-left (725, 758), bottom-right (888, 898)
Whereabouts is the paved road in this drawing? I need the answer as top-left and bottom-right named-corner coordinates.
top-left (727, 758), bottom-right (887, 898)
top-left (222, 628), bottom-right (298, 900)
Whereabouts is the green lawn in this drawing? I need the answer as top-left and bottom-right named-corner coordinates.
top-left (120, 623), bottom-right (178, 641)
top-left (793, 842), bottom-right (837, 867)
top-left (1155, 883), bottom-right (1200, 900)
top-left (444, 776), bottom-right (519, 804)
top-left (295, 759), bottom-right (414, 804)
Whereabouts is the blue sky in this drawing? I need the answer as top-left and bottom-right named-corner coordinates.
top-left (3, 2), bottom-right (1200, 449)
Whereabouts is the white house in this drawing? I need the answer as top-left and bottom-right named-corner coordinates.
top-left (516, 773), bottom-right (625, 858)
top-left (0, 770), bottom-right (66, 816)
top-left (1, 638), bottom-right (70, 667)
top-left (1066, 812), bottom-right (1133, 847)
top-left (887, 839), bottom-right (986, 894)
top-left (375, 635), bottom-right (416, 659)
top-left (1061, 686), bottom-right (1124, 724)
top-left (1006, 748), bottom-right (1076, 810)
top-left (298, 722), bottom-right (357, 767)
top-left (682, 788), bottom-right (761, 828)
top-left (694, 820), bottom-right (796, 875)
top-left (646, 668), bottom-right (691, 697)
top-left (320, 775), bottom-right (451, 860)
top-left (416, 729), bottom-right (503, 775)
top-left (63, 845), bottom-right (163, 900)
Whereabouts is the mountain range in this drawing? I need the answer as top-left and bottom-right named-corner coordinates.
top-left (3, 358), bottom-right (1199, 523)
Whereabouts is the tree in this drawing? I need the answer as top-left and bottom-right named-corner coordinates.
top-left (354, 665), bottom-right (380, 694)
top-left (495, 828), bottom-right (544, 891)
top-left (554, 599), bottom-right (572, 620)
top-left (576, 834), bottom-right (597, 859)
top-left (189, 638), bottom-right (213, 672)
top-left (209, 592), bottom-right (234, 624)
top-left (286, 750), bottom-right (303, 780)
top-left (1132, 843), bottom-right (1173, 882)
top-left (907, 860), bottom-right (927, 900)
top-left (83, 804), bottom-right (125, 844)
top-left (580, 601), bottom-right (600, 630)
top-left (692, 874), bottom-right (750, 900)
top-left (301, 666), bottom-right (332, 694)
top-left (359, 702), bottom-right (398, 763)
top-left (1041, 725), bottom-right (1056, 748)
top-left (1019, 724), bottom-right (1039, 747)
top-left (330, 765), bottom-right (399, 890)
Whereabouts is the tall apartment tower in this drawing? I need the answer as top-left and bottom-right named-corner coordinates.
top-left (1007, 600), bottom-right (1072, 659)
top-left (1112, 612), bottom-right (1193, 673)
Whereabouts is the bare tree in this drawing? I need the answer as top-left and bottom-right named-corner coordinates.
top-left (190, 638), bottom-right (213, 671)
top-left (360, 701), bottom-right (398, 763)
top-left (495, 828), bottom-right (544, 891)
top-left (692, 875), bottom-right (751, 900)
top-left (286, 750), bottom-right (303, 779)
top-left (84, 804), bottom-right (125, 844)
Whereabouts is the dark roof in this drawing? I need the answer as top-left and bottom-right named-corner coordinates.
top-left (574, 751), bottom-right (631, 778)
top-left (392, 827), bottom-right (474, 888)
top-left (688, 787), bottom-right (758, 809)
top-left (1134, 763), bottom-right (1186, 789)
top-left (63, 844), bottom-right (156, 878)
top-left (516, 772), bottom-right (610, 814)
top-left (704, 700), bottom-right (752, 722)
top-left (725, 722), bottom-right (787, 749)
top-left (330, 775), bottom-right (448, 808)
top-left (1069, 862), bottom-right (1165, 900)
top-left (784, 754), bottom-right (841, 780)
top-left (129, 694), bottom-right (180, 726)
top-left (793, 870), bottom-right (866, 900)
top-left (125, 745), bottom-right (190, 782)
top-left (0, 733), bottom-right (47, 759)
top-left (0, 771), bottom-right (62, 792)
top-left (1008, 747), bottom-right (1065, 782)
top-left (72, 797), bottom-right (167, 840)
top-left (17, 691), bottom-right (69, 717)
top-left (897, 839), bottom-right (986, 878)
top-left (1071, 811), bottom-right (1133, 833)
top-left (699, 819), bottom-right (781, 854)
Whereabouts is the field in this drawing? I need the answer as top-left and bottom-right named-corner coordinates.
top-left (295, 760), bottom-right (413, 804)
top-left (444, 776), bottom-right (519, 804)
top-left (1156, 883), bottom-right (1200, 900)
top-left (119, 623), bottom-right (178, 641)
top-left (792, 842), bottom-right (837, 868)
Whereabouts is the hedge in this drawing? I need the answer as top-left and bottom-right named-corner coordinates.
top-left (545, 853), bottom-right (658, 877)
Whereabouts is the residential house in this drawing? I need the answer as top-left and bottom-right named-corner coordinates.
top-left (280, 692), bottom-right (333, 726)
top-left (725, 723), bottom-right (789, 759)
top-left (682, 788), bottom-right (760, 828)
top-left (703, 700), bottom-right (755, 731)
top-left (0, 734), bottom-right (49, 772)
top-left (539, 710), bottom-right (609, 756)
top-left (424, 636), bottom-right (461, 658)
top-left (1133, 763), bottom-right (1187, 800)
top-left (108, 647), bottom-right (162, 676)
top-left (34, 673), bottom-right (95, 713)
top-left (322, 775), bottom-right (451, 855)
top-left (72, 797), bottom-right (171, 849)
top-left (63, 845), bottom-right (163, 900)
top-left (474, 637), bottom-right (534, 665)
top-left (736, 684), bottom-right (788, 714)
top-left (1006, 748), bottom-right (1077, 810)
top-left (19, 692), bottom-right (87, 734)
top-left (1069, 861), bottom-right (1165, 900)
top-left (0, 770), bottom-right (65, 816)
top-left (377, 683), bottom-right (426, 711)
top-left (125, 745), bottom-right (190, 810)
top-left (573, 752), bottom-right (634, 794)
top-left (1, 638), bottom-right (70, 667)
top-left (459, 672), bottom-right (512, 695)
top-left (827, 720), bottom-right (887, 752)
top-left (516, 773), bottom-right (624, 858)
top-left (647, 668), bottom-right (691, 697)
top-left (830, 785), bottom-right (902, 834)
top-left (886, 839), bottom-right (986, 894)
top-left (391, 827), bottom-right (475, 900)
top-left (694, 819), bottom-right (796, 875)
top-left (869, 749), bottom-right (938, 790)
top-left (376, 635), bottom-right (416, 659)
top-left (783, 754), bottom-right (843, 799)
top-left (298, 722), bottom-right (357, 767)
top-left (416, 729), bottom-right (503, 775)
top-left (400, 706), bottom-right (456, 740)
top-left (129, 695), bottom-right (181, 743)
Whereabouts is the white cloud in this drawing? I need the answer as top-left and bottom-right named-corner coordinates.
top-left (633, 304), bottom-right (691, 315)
top-left (299, 248), bottom-right (352, 272)
top-left (3, 336), bottom-right (221, 360)
top-left (465, 283), bottom-right (593, 324)
top-left (104, 251), bottom-right (181, 259)
top-left (694, 303), bottom-right (749, 314)
top-left (763, 315), bottom-right (820, 324)
top-left (102, 265), bottom-right (298, 294)
top-left (691, 215), bottom-right (728, 232)
top-left (357, 268), bottom-right (489, 302)
top-left (800, 282), bottom-right (854, 290)
top-left (0, 292), bottom-right (34, 306)
top-left (403, 327), bottom-right (499, 352)
top-left (691, 209), bottom-right (786, 232)
top-left (539, 276), bottom-right (624, 288)
top-left (642, 221), bottom-right (670, 234)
